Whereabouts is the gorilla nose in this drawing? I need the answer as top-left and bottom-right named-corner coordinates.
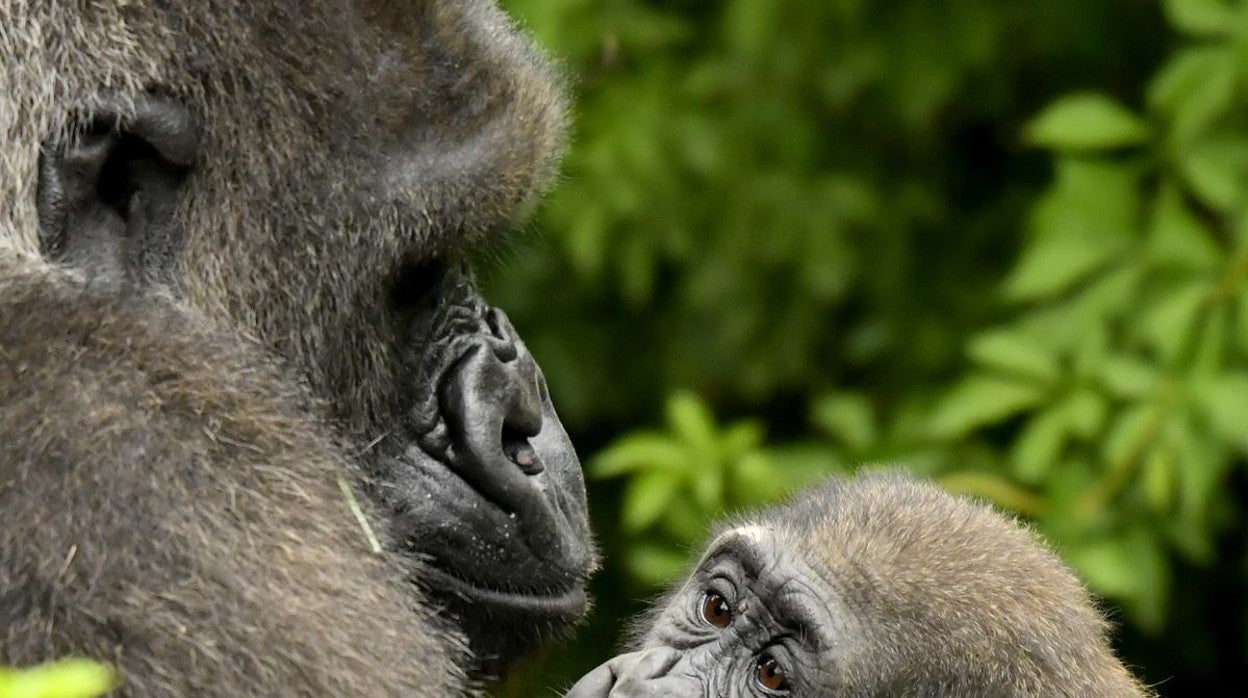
top-left (442, 309), bottom-right (545, 477)
top-left (438, 306), bottom-right (589, 566)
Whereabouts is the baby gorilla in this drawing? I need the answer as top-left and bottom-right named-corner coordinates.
top-left (568, 472), bottom-right (1152, 697)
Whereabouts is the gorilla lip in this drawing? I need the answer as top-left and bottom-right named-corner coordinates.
top-left (420, 564), bottom-right (589, 618)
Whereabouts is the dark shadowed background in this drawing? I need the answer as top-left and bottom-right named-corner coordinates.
top-left (483, 0), bottom-right (1248, 694)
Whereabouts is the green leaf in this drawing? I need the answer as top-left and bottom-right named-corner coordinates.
top-left (810, 392), bottom-right (876, 450)
top-left (622, 470), bottom-right (683, 532)
top-left (0, 659), bottom-right (118, 698)
top-left (967, 330), bottom-right (1061, 384)
top-left (1067, 529), bottom-right (1169, 632)
top-left (1181, 138), bottom-right (1248, 211)
top-left (938, 472), bottom-right (1044, 516)
top-left (590, 433), bottom-right (687, 479)
top-left (1162, 0), bottom-right (1238, 36)
top-left (625, 543), bottom-right (692, 587)
top-left (1141, 281), bottom-right (1208, 363)
top-left (761, 445), bottom-right (841, 493)
top-left (666, 391), bottom-right (717, 454)
top-left (928, 375), bottom-right (1048, 438)
top-left (1142, 446), bottom-right (1176, 513)
top-left (730, 452), bottom-right (794, 506)
top-left (1096, 355), bottom-right (1161, 399)
top-left (1149, 185), bottom-right (1225, 271)
top-left (1061, 388), bottom-right (1109, 440)
top-left (1025, 93), bottom-right (1150, 151)
top-left (1192, 373), bottom-right (1248, 452)
top-left (1147, 47), bottom-right (1237, 144)
top-left (1011, 408), bottom-right (1070, 484)
top-left (1004, 232), bottom-right (1125, 302)
top-left (720, 421), bottom-right (765, 460)
top-left (1006, 160), bottom-right (1137, 301)
top-left (1102, 404), bottom-right (1158, 470)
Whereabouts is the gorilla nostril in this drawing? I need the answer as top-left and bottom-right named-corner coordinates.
top-left (501, 424), bottom-right (542, 474)
top-left (484, 309), bottom-right (519, 362)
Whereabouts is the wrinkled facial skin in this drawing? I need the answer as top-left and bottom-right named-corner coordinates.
top-left (567, 528), bottom-right (845, 697)
top-left (31, 0), bottom-right (593, 670)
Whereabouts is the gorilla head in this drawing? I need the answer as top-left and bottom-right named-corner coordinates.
top-left (567, 473), bottom-right (1151, 697)
top-left (2, 0), bottom-right (592, 671)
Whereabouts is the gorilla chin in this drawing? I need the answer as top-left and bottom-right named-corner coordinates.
top-left (375, 262), bottom-right (593, 663)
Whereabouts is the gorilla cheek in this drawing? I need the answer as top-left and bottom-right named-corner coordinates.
top-left (373, 265), bottom-right (593, 664)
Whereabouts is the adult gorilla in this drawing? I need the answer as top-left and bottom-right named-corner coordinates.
top-left (0, 1), bottom-right (594, 694)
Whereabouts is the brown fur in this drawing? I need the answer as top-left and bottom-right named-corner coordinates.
top-left (730, 474), bottom-right (1154, 695)
top-left (1, 1), bottom-right (571, 695)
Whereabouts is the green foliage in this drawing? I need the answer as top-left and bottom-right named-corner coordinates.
top-left (591, 391), bottom-right (832, 584)
top-left (0, 660), bottom-right (116, 698)
top-left (490, 0), bottom-right (1248, 693)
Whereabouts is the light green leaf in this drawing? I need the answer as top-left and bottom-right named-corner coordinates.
top-left (1149, 185), bottom-right (1225, 271)
top-left (1147, 47), bottom-right (1237, 144)
top-left (1004, 232), bottom-right (1125, 302)
top-left (1181, 138), bottom-right (1248, 211)
top-left (0, 659), bottom-right (117, 698)
top-left (591, 433), bottom-right (687, 479)
top-left (1011, 408), bottom-right (1070, 484)
top-left (967, 330), bottom-right (1061, 384)
top-left (731, 452), bottom-right (795, 506)
top-left (810, 393), bottom-right (876, 450)
top-left (1192, 373), bottom-right (1248, 452)
top-left (1141, 281), bottom-right (1208, 363)
top-left (1162, 0), bottom-right (1238, 36)
top-left (1067, 529), bottom-right (1169, 632)
top-left (622, 470), bottom-right (683, 532)
top-left (938, 472), bottom-right (1044, 516)
top-left (625, 543), bottom-right (692, 587)
top-left (1142, 446), bottom-right (1176, 513)
top-left (1096, 355), bottom-right (1161, 399)
top-left (1162, 412), bottom-right (1230, 521)
top-left (1025, 93), bottom-right (1150, 151)
top-left (1061, 388), bottom-right (1109, 440)
top-left (720, 421), bottom-right (765, 460)
top-left (665, 391), bottom-right (717, 454)
top-left (1102, 404), bottom-right (1159, 470)
top-left (928, 375), bottom-right (1048, 438)
top-left (761, 445), bottom-right (842, 493)
top-left (1006, 160), bottom-right (1137, 301)
top-left (691, 461), bottom-right (724, 512)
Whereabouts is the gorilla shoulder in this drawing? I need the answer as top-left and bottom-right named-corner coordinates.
top-left (569, 473), bottom-right (1152, 697)
top-left (0, 269), bottom-right (468, 695)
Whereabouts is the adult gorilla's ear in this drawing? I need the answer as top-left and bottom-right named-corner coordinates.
top-left (38, 93), bottom-right (199, 285)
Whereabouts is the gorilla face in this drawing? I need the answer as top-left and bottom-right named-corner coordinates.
top-left (567, 526), bottom-right (844, 697)
top-left (31, 0), bottom-right (592, 663)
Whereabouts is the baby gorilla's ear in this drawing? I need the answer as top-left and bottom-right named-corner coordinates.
top-left (38, 93), bottom-right (199, 285)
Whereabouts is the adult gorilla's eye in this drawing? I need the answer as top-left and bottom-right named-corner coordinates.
top-left (700, 591), bottom-right (732, 628)
top-left (755, 655), bottom-right (790, 693)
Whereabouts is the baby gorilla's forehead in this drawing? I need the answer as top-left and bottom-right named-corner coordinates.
top-left (696, 525), bottom-right (859, 653)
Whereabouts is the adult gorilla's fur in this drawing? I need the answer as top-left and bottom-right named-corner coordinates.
top-left (1, 1), bottom-right (591, 695)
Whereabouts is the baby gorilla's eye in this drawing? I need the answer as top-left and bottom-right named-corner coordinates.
top-left (755, 655), bottom-right (790, 693)
top-left (700, 591), bottom-right (732, 628)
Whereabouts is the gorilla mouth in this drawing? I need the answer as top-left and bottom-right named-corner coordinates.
top-left (369, 261), bottom-right (593, 657)
top-left (419, 563), bottom-right (588, 618)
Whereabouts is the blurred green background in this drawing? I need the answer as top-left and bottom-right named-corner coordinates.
top-left (485, 0), bottom-right (1248, 694)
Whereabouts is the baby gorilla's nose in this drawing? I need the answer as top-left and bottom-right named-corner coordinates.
top-left (565, 648), bottom-right (702, 697)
